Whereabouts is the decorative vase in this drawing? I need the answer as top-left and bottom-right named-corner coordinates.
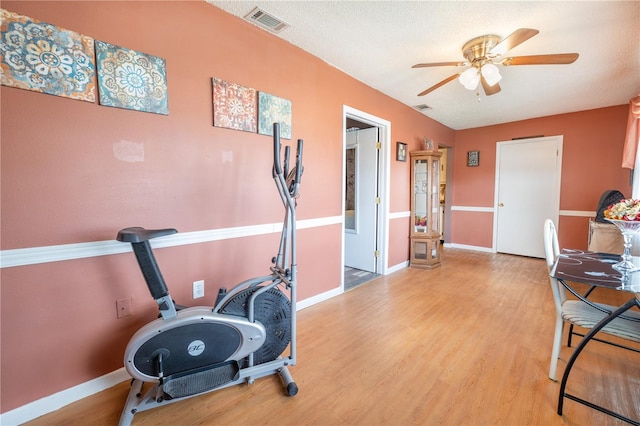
top-left (617, 270), bottom-right (640, 291)
top-left (605, 219), bottom-right (640, 272)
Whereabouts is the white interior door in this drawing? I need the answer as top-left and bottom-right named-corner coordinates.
top-left (345, 127), bottom-right (379, 272)
top-left (494, 136), bottom-right (562, 258)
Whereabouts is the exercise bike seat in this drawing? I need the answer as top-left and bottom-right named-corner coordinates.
top-left (117, 227), bottom-right (177, 243)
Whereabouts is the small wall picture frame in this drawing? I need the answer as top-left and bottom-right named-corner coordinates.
top-left (396, 142), bottom-right (407, 162)
top-left (467, 150), bottom-right (480, 167)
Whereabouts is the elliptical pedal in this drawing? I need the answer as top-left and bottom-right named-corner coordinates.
top-left (162, 361), bottom-right (240, 399)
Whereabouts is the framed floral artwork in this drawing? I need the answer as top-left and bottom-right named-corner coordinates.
top-left (0, 8), bottom-right (96, 102)
top-left (258, 92), bottom-right (292, 139)
top-left (212, 78), bottom-right (257, 132)
top-left (95, 40), bottom-right (168, 115)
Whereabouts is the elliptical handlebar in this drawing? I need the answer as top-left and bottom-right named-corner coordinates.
top-left (292, 139), bottom-right (303, 197)
top-left (272, 122), bottom-right (304, 199)
top-left (283, 146), bottom-right (291, 179)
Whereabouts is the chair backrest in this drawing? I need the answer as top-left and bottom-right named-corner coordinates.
top-left (543, 219), bottom-right (560, 271)
top-left (595, 189), bottom-right (625, 223)
top-left (543, 219), bottom-right (566, 308)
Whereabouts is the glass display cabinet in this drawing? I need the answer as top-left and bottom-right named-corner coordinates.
top-left (410, 150), bottom-right (442, 268)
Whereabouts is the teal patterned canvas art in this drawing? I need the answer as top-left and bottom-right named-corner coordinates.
top-left (95, 40), bottom-right (168, 115)
top-left (258, 92), bottom-right (292, 139)
top-left (0, 8), bottom-right (96, 102)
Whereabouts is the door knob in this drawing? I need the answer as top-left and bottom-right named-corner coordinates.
top-left (498, 203), bottom-right (504, 207)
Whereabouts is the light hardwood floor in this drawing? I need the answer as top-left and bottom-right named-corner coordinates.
top-left (26, 249), bottom-right (639, 425)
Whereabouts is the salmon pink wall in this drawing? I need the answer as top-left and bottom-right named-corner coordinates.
top-left (388, 218), bottom-right (411, 266)
top-left (0, 1), bottom-right (454, 413)
top-left (449, 211), bottom-right (495, 247)
top-left (451, 105), bottom-right (632, 250)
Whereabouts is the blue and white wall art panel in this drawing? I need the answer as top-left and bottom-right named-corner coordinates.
top-left (95, 40), bottom-right (168, 115)
top-left (0, 8), bottom-right (96, 102)
top-left (258, 92), bottom-right (292, 139)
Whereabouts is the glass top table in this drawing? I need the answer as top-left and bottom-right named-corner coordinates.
top-left (551, 249), bottom-right (640, 293)
top-left (550, 249), bottom-right (640, 425)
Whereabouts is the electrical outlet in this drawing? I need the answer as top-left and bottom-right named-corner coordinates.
top-left (116, 297), bottom-right (132, 318)
top-left (193, 280), bottom-right (205, 299)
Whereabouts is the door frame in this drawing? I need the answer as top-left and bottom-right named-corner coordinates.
top-left (342, 105), bottom-right (390, 286)
top-left (492, 135), bottom-right (563, 255)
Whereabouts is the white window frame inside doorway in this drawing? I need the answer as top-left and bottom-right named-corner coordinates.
top-left (632, 140), bottom-right (640, 198)
top-left (628, 138), bottom-right (640, 248)
top-left (342, 105), bottom-right (391, 281)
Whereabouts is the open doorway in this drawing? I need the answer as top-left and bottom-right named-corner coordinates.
top-left (342, 106), bottom-right (390, 291)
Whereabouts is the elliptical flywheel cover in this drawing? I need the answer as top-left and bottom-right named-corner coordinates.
top-left (219, 286), bottom-right (291, 365)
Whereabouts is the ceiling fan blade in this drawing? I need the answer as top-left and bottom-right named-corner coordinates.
top-left (501, 53), bottom-right (579, 66)
top-left (412, 61), bottom-right (466, 68)
top-left (489, 28), bottom-right (539, 57)
top-left (481, 76), bottom-right (501, 96)
top-left (417, 73), bottom-right (459, 96)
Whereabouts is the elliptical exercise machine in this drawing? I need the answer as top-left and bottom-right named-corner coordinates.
top-left (116, 123), bottom-right (303, 425)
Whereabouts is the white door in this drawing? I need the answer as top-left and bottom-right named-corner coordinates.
top-left (495, 136), bottom-right (562, 258)
top-left (345, 127), bottom-right (379, 272)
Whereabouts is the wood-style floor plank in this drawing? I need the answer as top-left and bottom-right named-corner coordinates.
top-left (25, 249), bottom-right (639, 425)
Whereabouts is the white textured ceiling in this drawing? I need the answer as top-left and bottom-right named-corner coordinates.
top-left (207, 1), bottom-right (640, 130)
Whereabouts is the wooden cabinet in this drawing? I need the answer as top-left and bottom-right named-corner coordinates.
top-left (410, 150), bottom-right (442, 268)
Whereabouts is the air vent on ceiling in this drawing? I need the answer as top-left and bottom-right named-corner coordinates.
top-left (413, 104), bottom-right (433, 111)
top-left (244, 7), bottom-right (289, 33)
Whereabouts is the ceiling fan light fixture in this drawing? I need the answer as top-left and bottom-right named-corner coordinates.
top-left (459, 67), bottom-right (480, 90)
top-left (414, 28), bottom-right (576, 98)
top-left (481, 63), bottom-right (502, 86)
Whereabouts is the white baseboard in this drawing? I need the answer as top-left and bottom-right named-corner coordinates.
top-left (385, 261), bottom-right (408, 274)
top-left (0, 368), bottom-right (129, 425)
top-left (445, 243), bottom-right (495, 253)
top-left (296, 287), bottom-right (343, 310)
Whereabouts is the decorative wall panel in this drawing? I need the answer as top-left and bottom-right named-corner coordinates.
top-left (95, 40), bottom-right (168, 115)
top-left (258, 91), bottom-right (292, 139)
top-left (212, 78), bottom-right (257, 132)
top-left (0, 8), bottom-right (96, 102)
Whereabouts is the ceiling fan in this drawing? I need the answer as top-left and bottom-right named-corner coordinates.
top-left (412, 28), bottom-right (579, 97)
